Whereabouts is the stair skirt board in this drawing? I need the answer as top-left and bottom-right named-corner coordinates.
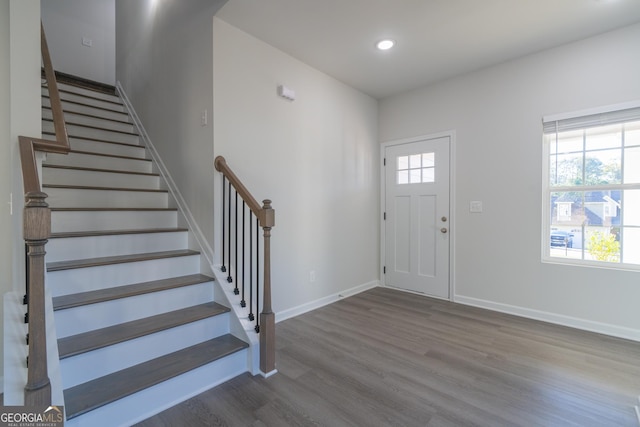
top-left (64, 346), bottom-right (248, 427)
top-left (60, 313), bottom-right (230, 388)
top-left (51, 209), bottom-right (178, 233)
top-left (55, 282), bottom-right (215, 338)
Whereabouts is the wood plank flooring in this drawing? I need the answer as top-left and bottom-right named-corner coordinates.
top-left (135, 287), bottom-right (640, 426)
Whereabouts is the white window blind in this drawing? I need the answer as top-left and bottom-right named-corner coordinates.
top-left (543, 105), bottom-right (640, 134)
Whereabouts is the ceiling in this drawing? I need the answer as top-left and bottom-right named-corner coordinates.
top-left (217, 0), bottom-right (640, 99)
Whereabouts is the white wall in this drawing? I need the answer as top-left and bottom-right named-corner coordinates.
top-left (379, 23), bottom-right (640, 339)
top-left (41, 0), bottom-right (115, 84)
top-left (1, 0), bottom-right (41, 390)
top-left (213, 18), bottom-right (380, 315)
top-left (116, 0), bottom-right (227, 258)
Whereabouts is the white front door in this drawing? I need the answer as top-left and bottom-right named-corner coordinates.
top-left (384, 136), bottom-right (450, 298)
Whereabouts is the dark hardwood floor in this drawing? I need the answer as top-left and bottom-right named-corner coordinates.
top-left (135, 287), bottom-right (640, 426)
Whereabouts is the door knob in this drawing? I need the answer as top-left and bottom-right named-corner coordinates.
top-left (441, 228), bottom-right (448, 233)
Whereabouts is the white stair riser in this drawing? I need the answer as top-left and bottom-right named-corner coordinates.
top-left (43, 121), bottom-right (139, 145)
top-left (55, 281), bottom-right (215, 338)
top-left (65, 349), bottom-right (248, 427)
top-left (43, 88), bottom-right (125, 112)
top-left (43, 167), bottom-right (160, 190)
top-left (47, 231), bottom-right (188, 262)
top-left (43, 97), bottom-right (131, 123)
top-left (56, 82), bottom-right (122, 103)
top-left (60, 314), bottom-right (229, 388)
top-left (43, 109), bottom-right (135, 134)
top-left (45, 152), bottom-right (152, 173)
top-left (45, 187), bottom-right (168, 209)
top-left (67, 138), bottom-right (146, 158)
top-left (51, 210), bottom-right (177, 233)
top-left (47, 255), bottom-right (201, 297)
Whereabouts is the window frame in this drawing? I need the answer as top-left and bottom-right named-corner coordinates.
top-left (542, 101), bottom-right (640, 271)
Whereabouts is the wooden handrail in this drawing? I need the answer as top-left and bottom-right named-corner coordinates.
top-left (20, 23), bottom-right (70, 406)
top-left (214, 156), bottom-right (276, 374)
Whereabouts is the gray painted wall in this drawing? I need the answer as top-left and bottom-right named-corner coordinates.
top-left (213, 18), bottom-right (380, 316)
top-left (41, 0), bottom-right (116, 84)
top-left (379, 23), bottom-right (640, 338)
top-left (115, 0), bottom-right (226, 266)
top-left (1, 0), bottom-right (42, 391)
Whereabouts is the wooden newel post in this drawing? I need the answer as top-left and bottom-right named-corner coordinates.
top-left (259, 199), bottom-right (276, 374)
top-left (23, 192), bottom-right (52, 406)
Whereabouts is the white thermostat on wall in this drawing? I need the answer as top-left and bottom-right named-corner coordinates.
top-left (277, 85), bottom-right (296, 101)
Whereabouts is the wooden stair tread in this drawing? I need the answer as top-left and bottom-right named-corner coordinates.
top-left (47, 249), bottom-right (199, 272)
top-left (58, 301), bottom-right (228, 358)
top-left (50, 227), bottom-right (187, 239)
top-left (42, 184), bottom-right (167, 193)
top-left (48, 149), bottom-right (151, 162)
top-left (42, 164), bottom-right (157, 177)
top-left (53, 274), bottom-right (213, 311)
top-left (43, 117), bottom-right (138, 136)
top-left (43, 105), bottom-right (132, 125)
top-left (43, 131), bottom-right (143, 148)
top-left (64, 334), bottom-right (247, 419)
top-left (50, 207), bottom-right (177, 212)
top-left (43, 69), bottom-right (117, 95)
top-left (57, 88), bottom-right (122, 106)
top-left (43, 94), bottom-right (126, 114)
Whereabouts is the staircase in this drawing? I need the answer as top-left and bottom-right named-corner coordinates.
top-left (40, 80), bottom-right (249, 426)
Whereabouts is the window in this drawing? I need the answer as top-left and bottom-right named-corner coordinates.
top-left (543, 103), bottom-right (640, 268)
top-left (397, 152), bottom-right (435, 184)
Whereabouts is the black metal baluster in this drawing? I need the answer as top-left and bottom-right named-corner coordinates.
top-left (221, 177), bottom-right (227, 273)
top-left (227, 181), bottom-right (233, 283)
top-left (248, 211), bottom-right (254, 322)
top-left (241, 202), bottom-right (246, 308)
top-left (234, 191), bottom-right (239, 294)
top-left (255, 216), bottom-right (260, 333)
top-left (24, 244), bottom-right (29, 325)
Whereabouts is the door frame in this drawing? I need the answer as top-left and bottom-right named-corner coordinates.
top-left (380, 130), bottom-right (456, 301)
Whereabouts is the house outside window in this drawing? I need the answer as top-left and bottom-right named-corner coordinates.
top-left (543, 103), bottom-right (640, 268)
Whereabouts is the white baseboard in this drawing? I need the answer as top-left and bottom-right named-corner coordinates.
top-left (276, 280), bottom-right (379, 323)
top-left (454, 294), bottom-right (640, 343)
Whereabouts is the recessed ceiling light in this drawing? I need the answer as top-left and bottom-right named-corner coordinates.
top-left (376, 39), bottom-right (395, 51)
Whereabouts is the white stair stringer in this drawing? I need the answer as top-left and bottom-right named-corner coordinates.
top-left (37, 79), bottom-right (251, 423)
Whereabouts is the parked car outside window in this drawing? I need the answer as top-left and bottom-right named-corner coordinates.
top-left (550, 230), bottom-right (573, 248)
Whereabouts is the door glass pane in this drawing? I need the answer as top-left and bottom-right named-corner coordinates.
top-left (422, 168), bottom-right (435, 183)
top-left (409, 154), bottom-right (421, 169)
top-left (422, 152), bottom-right (435, 167)
top-left (397, 156), bottom-right (409, 170)
top-left (397, 170), bottom-right (409, 185)
top-left (409, 169), bottom-right (421, 183)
